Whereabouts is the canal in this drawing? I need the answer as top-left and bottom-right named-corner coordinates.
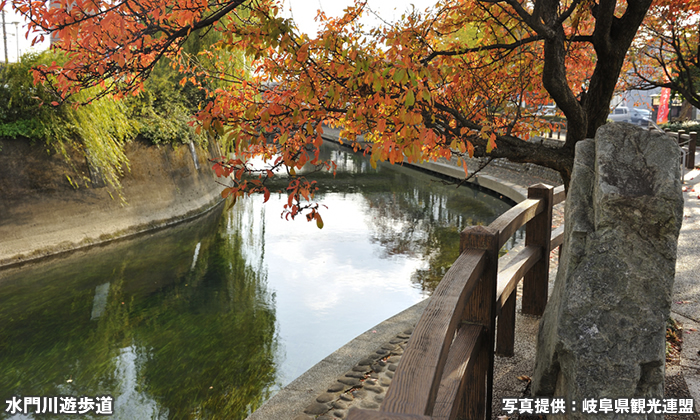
top-left (0, 142), bottom-right (513, 419)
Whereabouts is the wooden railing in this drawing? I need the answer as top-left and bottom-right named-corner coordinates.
top-left (348, 183), bottom-right (566, 420)
top-left (545, 120), bottom-right (567, 140)
top-left (664, 129), bottom-right (697, 170)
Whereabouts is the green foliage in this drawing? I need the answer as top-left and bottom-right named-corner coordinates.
top-left (126, 26), bottom-right (248, 146)
top-left (659, 120), bottom-right (700, 133)
top-left (0, 29), bottom-right (246, 193)
top-left (51, 85), bottom-right (136, 194)
top-left (125, 60), bottom-right (205, 146)
top-left (0, 51), bottom-right (135, 195)
top-left (0, 119), bottom-right (45, 140)
top-left (0, 52), bottom-right (57, 139)
top-left (2, 54), bottom-right (52, 119)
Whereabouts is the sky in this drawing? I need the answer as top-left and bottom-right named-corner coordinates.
top-left (279, 0), bottom-right (438, 36)
top-left (0, 1), bottom-right (439, 63)
top-left (0, 7), bottom-right (49, 63)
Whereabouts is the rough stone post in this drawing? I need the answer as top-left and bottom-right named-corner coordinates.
top-left (532, 123), bottom-right (684, 419)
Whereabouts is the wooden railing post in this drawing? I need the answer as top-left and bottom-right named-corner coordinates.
top-left (522, 184), bottom-right (554, 316)
top-left (460, 226), bottom-right (499, 420)
top-left (496, 292), bottom-right (516, 357)
top-left (688, 132), bottom-right (697, 169)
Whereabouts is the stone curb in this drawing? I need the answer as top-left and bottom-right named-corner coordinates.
top-left (246, 299), bottom-right (429, 420)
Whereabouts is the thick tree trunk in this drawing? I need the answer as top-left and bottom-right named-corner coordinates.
top-left (478, 0), bottom-right (654, 190)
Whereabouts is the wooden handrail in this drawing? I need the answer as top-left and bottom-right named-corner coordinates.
top-left (486, 198), bottom-right (544, 249)
top-left (496, 245), bottom-right (542, 314)
top-left (380, 250), bottom-right (487, 415)
top-left (552, 185), bottom-right (566, 205)
top-left (350, 183), bottom-right (566, 420)
top-left (664, 130), bottom-right (697, 169)
top-left (432, 324), bottom-right (483, 420)
top-left (551, 225), bottom-right (565, 249)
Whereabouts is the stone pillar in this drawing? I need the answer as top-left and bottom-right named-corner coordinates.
top-left (532, 123), bottom-right (684, 419)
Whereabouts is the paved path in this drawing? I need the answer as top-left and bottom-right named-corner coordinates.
top-left (670, 166), bottom-right (700, 406)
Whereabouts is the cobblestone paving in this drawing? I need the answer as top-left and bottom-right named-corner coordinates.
top-left (294, 329), bottom-right (413, 420)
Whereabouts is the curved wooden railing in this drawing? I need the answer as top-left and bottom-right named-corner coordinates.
top-left (664, 129), bottom-right (697, 170)
top-left (348, 183), bottom-right (566, 420)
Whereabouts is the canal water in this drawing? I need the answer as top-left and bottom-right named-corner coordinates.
top-left (0, 142), bottom-right (513, 419)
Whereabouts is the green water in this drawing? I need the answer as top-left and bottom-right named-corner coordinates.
top-left (0, 142), bottom-right (512, 419)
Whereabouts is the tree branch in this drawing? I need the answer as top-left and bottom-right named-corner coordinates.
top-left (421, 34), bottom-right (542, 64)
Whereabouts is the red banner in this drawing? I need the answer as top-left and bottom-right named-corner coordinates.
top-left (657, 88), bottom-right (671, 124)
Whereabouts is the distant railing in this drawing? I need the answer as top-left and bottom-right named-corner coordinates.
top-left (663, 129), bottom-right (697, 171)
top-left (348, 183), bottom-right (566, 420)
top-left (545, 120), bottom-right (567, 140)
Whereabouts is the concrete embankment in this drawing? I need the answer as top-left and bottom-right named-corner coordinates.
top-left (0, 137), bottom-right (224, 268)
top-left (320, 126), bottom-right (562, 204)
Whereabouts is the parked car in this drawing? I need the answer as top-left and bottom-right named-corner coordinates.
top-left (608, 106), bottom-right (653, 125)
top-left (632, 108), bottom-right (652, 123)
top-left (636, 117), bottom-right (661, 130)
top-left (536, 105), bottom-right (558, 116)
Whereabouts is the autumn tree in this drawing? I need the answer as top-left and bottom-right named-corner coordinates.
top-left (6, 0), bottom-right (655, 217)
top-left (627, 0), bottom-right (700, 110)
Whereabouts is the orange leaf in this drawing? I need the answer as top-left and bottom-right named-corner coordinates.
top-left (486, 133), bottom-right (497, 153)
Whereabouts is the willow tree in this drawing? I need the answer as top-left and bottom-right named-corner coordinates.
top-left (8, 0), bottom-right (654, 217)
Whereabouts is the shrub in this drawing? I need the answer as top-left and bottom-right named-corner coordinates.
top-left (659, 120), bottom-right (700, 133)
top-left (0, 51), bottom-right (135, 195)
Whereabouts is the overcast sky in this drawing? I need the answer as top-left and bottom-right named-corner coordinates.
top-left (1, 1), bottom-right (438, 63)
top-left (280, 0), bottom-right (437, 36)
top-left (1, 8), bottom-right (46, 63)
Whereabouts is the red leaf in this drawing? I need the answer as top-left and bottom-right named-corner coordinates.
top-left (213, 163), bottom-right (224, 177)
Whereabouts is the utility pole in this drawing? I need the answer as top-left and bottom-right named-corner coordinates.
top-left (13, 21), bottom-right (19, 60)
top-left (2, 9), bottom-right (8, 64)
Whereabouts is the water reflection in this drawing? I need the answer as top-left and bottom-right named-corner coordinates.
top-left (0, 142), bottom-right (512, 419)
top-left (0, 209), bottom-right (277, 420)
top-left (234, 142), bottom-right (512, 385)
